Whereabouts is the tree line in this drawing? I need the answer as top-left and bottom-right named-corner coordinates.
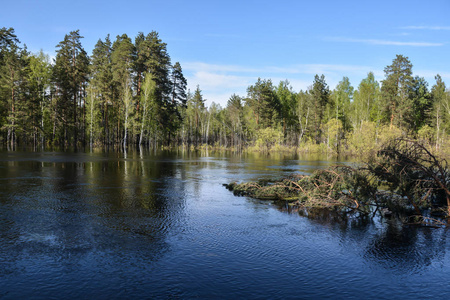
top-left (1, 27), bottom-right (449, 154)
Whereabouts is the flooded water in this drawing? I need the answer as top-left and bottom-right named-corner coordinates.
top-left (0, 149), bottom-right (449, 299)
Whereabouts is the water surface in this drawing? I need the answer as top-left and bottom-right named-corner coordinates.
top-left (0, 150), bottom-right (449, 299)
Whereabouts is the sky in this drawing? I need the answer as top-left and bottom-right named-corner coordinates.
top-left (2, 0), bottom-right (449, 107)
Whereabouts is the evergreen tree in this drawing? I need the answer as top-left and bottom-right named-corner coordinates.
top-left (226, 94), bottom-right (245, 147)
top-left (190, 85), bottom-right (205, 144)
top-left (381, 54), bottom-right (413, 129)
top-left (409, 76), bottom-right (431, 132)
top-left (52, 30), bottom-right (89, 147)
top-left (430, 74), bottom-right (447, 150)
top-left (276, 80), bottom-right (297, 141)
top-left (0, 27), bottom-right (19, 61)
top-left (91, 34), bottom-right (113, 145)
top-left (0, 33), bottom-right (29, 148)
top-left (310, 74), bottom-right (330, 143)
top-left (246, 78), bottom-right (280, 128)
top-left (142, 31), bottom-right (173, 140)
top-left (111, 33), bottom-right (134, 145)
top-left (133, 32), bottom-right (146, 103)
top-left (170, 62), bottom-right (187, 107)
top-left (332, 77), bottom-right (353, 132)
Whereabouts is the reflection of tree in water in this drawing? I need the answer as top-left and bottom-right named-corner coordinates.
top-left (363, 219), bottom-right (448, 273)
top-left (80, 150), bottom-right (188, 260)
top-left (277, 204), bottom-right (374, 229)
top-left (0, 150), bottom-right (190, 289)
top-left (276, 203), bottom-right (448, 273)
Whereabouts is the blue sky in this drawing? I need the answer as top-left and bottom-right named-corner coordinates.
top-left (2, 0), bottom-right (449, 107)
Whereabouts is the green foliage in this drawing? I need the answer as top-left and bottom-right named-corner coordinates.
top-left (246, 78), bottom-right (280, 128)
top-left (90, 34), bottom-right (114, 145)
top-left (368, 139), bottom-right (450, 215)
top-left (348, 121), bottom-right (378, 156)
top-left (332, 77), bottom-right (353, 132)
top-left (52, 29), bottom-right (90, 146)
top-left (381, 55), bottom-right (414, 129)
top-left (322, 118), bottom-right (344, 153)
top-left (228, 139), bottom-right (450, 224)
top-left (276, 80), bottom-right (297, 140)
top-left (310, 74), bottom-right (330, 143)
top-left (351, 72), bottom-right (380, 129)
top-left (417, 124), bottom-right (434, 141)
top-left (409, 76), bottom-right (431, 132)
top-left (2, 28), bottom-right (450, 155)
top-left (226, 94), bottom-right (245, 147)
top-left (254, 127), bottom-right (283, 152)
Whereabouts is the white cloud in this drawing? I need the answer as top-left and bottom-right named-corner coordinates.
top-left (327, 37), bottom-right (443, 47)
top-left (184, 61), bottom-right (388, 107)
top-left (401, 26), bottom-right (450, 31)
top-left (202, 92), bottom-right (236, 108)
top-left (414, 70), bottom-right (450, 80)
top-left (186, 70), bottom-right (253, 107)
top-left (183, 62), bottom-right (259, 73)
top-left (184, 62), bottom-right (378, 76)
top-left (187, 71), bottom-right (252, 90)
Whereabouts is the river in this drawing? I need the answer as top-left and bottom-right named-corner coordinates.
top-left (0, 149), bottom-right (449, 299)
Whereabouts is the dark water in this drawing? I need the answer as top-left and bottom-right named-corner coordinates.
top-left (0, 149), bottom-right (449, 299)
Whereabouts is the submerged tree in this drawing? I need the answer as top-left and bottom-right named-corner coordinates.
top-left (227, 139), bottom-right (450, 226)
top-left (368, 139), bottom-right (450, 218)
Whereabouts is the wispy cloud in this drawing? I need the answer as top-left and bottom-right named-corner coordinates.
top-left (327, 37), bottom-right (443, 47)
top-left (183, 62), bottom-right (377, 76)
top-left (184, 61), bottom-right (386, 106)
top-left (414, 70), bottom-right (450, 80)
top-left (187, 71), bottom-right (252, 90)
top-left (204, 33), bottom-right (242, 39)
top-left (183, 62), bottom-right (260, 73)
top-left (401, 26), bottom-right (450, 31)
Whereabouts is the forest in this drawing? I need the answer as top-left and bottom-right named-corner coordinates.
top-left (1, 27), bottom-right (449, 155)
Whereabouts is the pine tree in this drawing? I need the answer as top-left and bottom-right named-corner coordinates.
top-left (332, 77), bottom-right (353, 132)
top-left (409, 76), bottom-right (431, 132)
top-left (53, 30), bottom-right (89, 147)
top-left (0, 37), bottom-right (29, 148)
top-left (381, 55), bottom-right (413, 129)
top-left (91, 34), bottom-right (113, 145)
top-left (190, 85), bottom-right (205, 144)
top-left (276, 80), bottom-right (297, 140)
top-left (170, 62), bottom-right (187, 107)
top-left (310, 74), bottom-right (330, 143)
top-left (226, 94), bottom-right (245, 147)
top-left (111, 34), bottom-right (134, 145)
top-left (246, 78), bottom-right (280, 128)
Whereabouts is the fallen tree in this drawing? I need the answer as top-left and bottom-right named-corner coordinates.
top-left (225, 139), bottom-right (450, 226)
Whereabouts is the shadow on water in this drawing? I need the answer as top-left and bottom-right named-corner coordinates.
top-left (276, 202), bottom-right (449, 274)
